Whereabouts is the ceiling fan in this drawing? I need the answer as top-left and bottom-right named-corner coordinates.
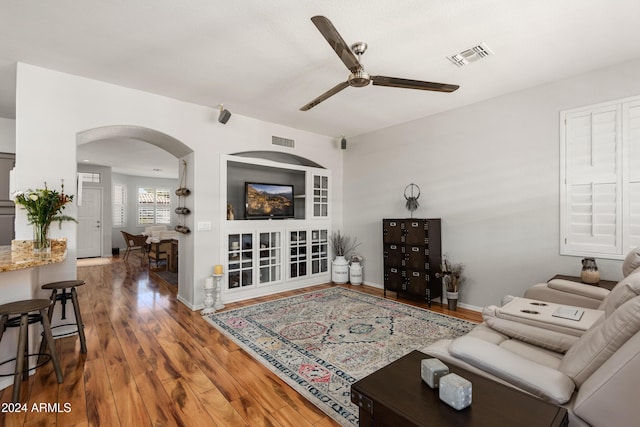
top-left (300, 16), bottom-right (460, 111)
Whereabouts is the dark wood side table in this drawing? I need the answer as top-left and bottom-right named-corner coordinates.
top-left (351, 350), bottom-right (568, 427)
top-left (550, 274), bottom-right (617, 291)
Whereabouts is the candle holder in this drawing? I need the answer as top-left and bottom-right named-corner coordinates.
top-left (213, 274), bottom-right (225, 310)
top-left (201, 277), bottom-right (216, 316)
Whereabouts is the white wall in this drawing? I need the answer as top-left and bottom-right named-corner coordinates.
top-left (344, 58), bottom-right (640, 309)
top-left (15, 63), bottom-right (343, 307)
top-left (0, 118), bottom-right (15, 153)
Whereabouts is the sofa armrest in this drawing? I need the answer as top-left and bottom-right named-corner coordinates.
top-left (524, 282), bottom-right (608, 309)
top-left (449, 336), bottom-right (575, 404)
top-left (547, 279), bottom-right (610, 300)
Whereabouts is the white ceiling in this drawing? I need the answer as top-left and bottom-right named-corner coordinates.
top-left (77, 139), bottom-right (180, 179)
top-left (2, 0), bottom-right (640, 175)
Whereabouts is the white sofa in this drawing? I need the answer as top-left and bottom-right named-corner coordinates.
top-left (424, 256), bottom-right (640, 427)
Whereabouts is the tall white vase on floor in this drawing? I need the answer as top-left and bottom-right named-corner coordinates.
top-left (349, 261), bottom-right (363, 285)
top-left (332, 256), bottom-right (349, 284)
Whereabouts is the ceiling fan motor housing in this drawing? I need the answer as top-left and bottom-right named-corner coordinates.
top-left (349, 69), bottom-right (371, 87)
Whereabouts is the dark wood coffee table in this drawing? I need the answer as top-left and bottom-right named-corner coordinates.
top-left (351, 350), bottom-right (568, 427)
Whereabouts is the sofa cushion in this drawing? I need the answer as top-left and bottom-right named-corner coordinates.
top-left (572, 331), bottom-right (640, 427)
top-left (598, 270), bottom-right (640, 315)
top-left (559, 295), bottom-right (640, 386)
top-left (499, 339), bottom-right (563, 369)
top-left (483, 306), bottom-right (578, 353)
top-left (622, 247), bottom-right (640, 277)
top-left (449, 336), bottom-right (575, 404)
top-left (466, 321), bottom-right (509, 345)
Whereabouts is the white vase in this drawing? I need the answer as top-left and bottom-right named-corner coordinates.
top-left (332, 256), bottom-right (349, 284)
top-left (349, 262), bottom-right (363, 285)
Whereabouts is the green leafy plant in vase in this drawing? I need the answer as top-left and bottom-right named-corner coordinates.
top-left (13, 181), bottom-right (76, 253)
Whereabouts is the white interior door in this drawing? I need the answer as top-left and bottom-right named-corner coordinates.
top-left (77, 187), bottom-right (102, 258)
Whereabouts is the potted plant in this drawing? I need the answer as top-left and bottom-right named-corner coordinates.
top-left (13, 181), bottom-right (76, 253)
top-left (330, 231), bottom-right (360, 284)
top-left (436, 257), bottom-right (466, 310)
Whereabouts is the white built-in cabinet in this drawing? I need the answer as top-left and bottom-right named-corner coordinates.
top-left (560, 95), bottom-right (640, 259)
top-left (221, 154), bottom-right (331, 300)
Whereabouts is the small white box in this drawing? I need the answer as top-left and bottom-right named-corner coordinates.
top-left (439, 373), bottom-right (472, 410)
top-left (421, 358), bottom-right (449, 388)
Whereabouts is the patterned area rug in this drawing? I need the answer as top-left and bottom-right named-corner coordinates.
top-left (206, 287), bottom-right (475, 426)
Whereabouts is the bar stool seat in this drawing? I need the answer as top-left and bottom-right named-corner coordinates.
top-left (0, 298), bottom-right (64, 403)
top-left (39, 280), bottom-right (87, 355)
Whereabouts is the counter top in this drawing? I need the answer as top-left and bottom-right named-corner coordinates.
top-left (0, 239), bottom-right (67, 272)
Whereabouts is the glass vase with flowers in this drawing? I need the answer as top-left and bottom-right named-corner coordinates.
top-left (13, 181), bottom-right (76, 253)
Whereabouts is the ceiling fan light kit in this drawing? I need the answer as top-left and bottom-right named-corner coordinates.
top-left (300, 16), bottom-right (459, 111)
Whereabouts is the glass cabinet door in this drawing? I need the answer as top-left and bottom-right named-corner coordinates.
top-left (311, 229), bottom-right (329, 274)
top-left (312, 174), bottom-right (329, 217)
top-left (259, 231), bottom-right (282, 284)
top-left (289, 230), bottom-right (307, 278)
top-left (228, 233), bottom-right (253, 289)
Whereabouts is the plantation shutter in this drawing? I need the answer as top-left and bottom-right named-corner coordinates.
top-left (112, 184), bottom-right (126, 227)
top-left (562, 104), bottom-right (621, 255)
top-left (624, 100), bottom-right (640, 249)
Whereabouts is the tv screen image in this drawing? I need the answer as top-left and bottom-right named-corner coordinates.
top-left (245, 183), bottom-right (294, 218)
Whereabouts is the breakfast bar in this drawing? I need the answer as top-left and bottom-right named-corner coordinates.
top-left (0, 239), bottom-right (67, 273)
top-left (0, 239), bottom-right (67, 391)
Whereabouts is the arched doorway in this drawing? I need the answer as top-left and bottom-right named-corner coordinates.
top-left (77, 125), bottom-right (194, 299)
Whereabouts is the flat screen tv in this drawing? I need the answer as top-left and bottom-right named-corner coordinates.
top-left (245, 182), bottom-right (294, 219)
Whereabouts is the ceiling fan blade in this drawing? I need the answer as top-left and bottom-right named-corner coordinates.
top-left (311, 16), bottom-right (361, 73)
top-left (300, 81), bottom-right (350, 111)
top-left (372, 76), bottom-right (459, 93)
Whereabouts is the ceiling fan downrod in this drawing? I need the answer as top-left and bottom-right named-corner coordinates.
top-left (348, 42), bottom-right (370, 87)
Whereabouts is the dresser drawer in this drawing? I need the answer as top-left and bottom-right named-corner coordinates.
top-left (383, 244), bottom-right (404, 267)
top-left (384, 266), bottom-right (404, 292)
top-left (404, 245), bottom-right (428, 270)
top-left (404, 269), bottom-right (428, 295)
top-left (383, 220), bottom-right (404, 244)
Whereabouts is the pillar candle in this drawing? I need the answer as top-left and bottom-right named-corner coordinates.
top-left (204, 277), bottom-right (214, 289)
top-left (214, 264), bottom-right (223, 275)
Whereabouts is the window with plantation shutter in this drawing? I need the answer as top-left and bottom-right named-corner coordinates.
top-left (112, 184), bottom-right (126, 227)
top-left (561, 95), bottom-right (640, 259)
top-left (624, 100), bottom-right (640, 249)
top-left (137, 187), bottom-right (171, 225)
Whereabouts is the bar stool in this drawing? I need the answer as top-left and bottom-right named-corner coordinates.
top-left (38, 280), bottom-right (87, 355)
top-left (0, 299), bottom-right (64, 403)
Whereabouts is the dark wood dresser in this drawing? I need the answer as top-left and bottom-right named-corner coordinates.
top-left (382, 218), bottom-right (442, 306)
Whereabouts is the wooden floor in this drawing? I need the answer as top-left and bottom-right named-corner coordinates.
top-left (0, 254), bottom-right (481, 426)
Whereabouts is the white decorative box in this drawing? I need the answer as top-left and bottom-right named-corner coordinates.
top-left (420, 358), bottom-right (449, 388)
top-left (439, 373), bottom-right (472, 410)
